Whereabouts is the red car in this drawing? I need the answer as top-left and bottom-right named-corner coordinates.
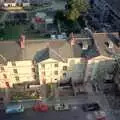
top-left (96, 117), bottom-right (106, 120)
top-left (32, 102), bottom-right (48, 112)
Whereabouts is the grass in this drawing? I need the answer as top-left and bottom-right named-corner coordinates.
top-left (0, 24), bottom-right (50, 40)
top-left (0, 24), bottom-right (25, 40)
top-left (0, 11), bottom-right (5, 19)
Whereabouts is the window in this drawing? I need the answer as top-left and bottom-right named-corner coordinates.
top-left (54, 64), bottom-right (58, 67)
top-left (33, 75), bottom-right (37, 79)
top-left (69, 60), bottom-right (75, 66)
top-left (41, 64), bottom-right (45, 68)
top-left (32, 60), bottom-right (36, 65)
top-left (12, 62), bottom-right (16, 66)
top-left (3, 74), bottom-right (7, 79)
top-left (1, 67), bottom-right (4, 71)
top-left (42, 72), bottom-right (45, 75)
top-left (54, 71), bottom-right (58, 75)
top-left (63, 66), bottom-right (67, 71)
top-left (15, 76), bottom-right (19, 81)
top-left (32, 68), bottom-right (35, 72)
top-left (63, 73), bottom-right (66, 77)
top-left (13, 69), bottom-right (18, 73)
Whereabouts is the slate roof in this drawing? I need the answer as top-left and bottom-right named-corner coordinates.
top-left (34, 41), bottom-right (81, 62)
top-left (1, 32), bottom-right (119, 64)
top-left (68, 33), bottom-right (99, 59)
top-left (93, 32), bottom-right (120, 57)
top-left (0, 40), bottom-right (81, 64)
top-left (0, 41), bottom-right (22, 64)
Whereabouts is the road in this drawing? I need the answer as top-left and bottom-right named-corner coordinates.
top-left (5, 95), bottom-right (114, 120)
top-left (5, 93), bottom-right (112, 120)
top-left (1, 104), bottom-right (98, 120)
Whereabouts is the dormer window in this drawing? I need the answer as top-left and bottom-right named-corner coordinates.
top-left (108, 41), bottom-right (113, 48)
top-left (105, 41), bottom-right (113, 48)
top-left (82, 41), bottom-right (88, 50)
top-left (105, 42), bottom-right (109, 47)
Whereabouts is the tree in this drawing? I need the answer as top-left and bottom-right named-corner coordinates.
top-left (54, 10), bottom-right (65, 24)
top-left (66, 0), bottom-right (89, 21)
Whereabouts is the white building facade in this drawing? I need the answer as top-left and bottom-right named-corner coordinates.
top-left (0, 60), bottom-right (36, 88)
top-left (38, 58), bottom-right (87, 85)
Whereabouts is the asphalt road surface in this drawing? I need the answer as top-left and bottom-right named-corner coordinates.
top-left (0, 105), bottom-right (96, 120)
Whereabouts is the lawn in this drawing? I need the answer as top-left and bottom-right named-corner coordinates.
top-left (0, 11), bottom-right (5, 18)
top-left (0, 24), bottom-right (50, 40)
top-left (0, 24), bottom-right (25, 40)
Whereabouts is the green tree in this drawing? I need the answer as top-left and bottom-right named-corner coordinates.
top-left (66, 0), bottom-right (89, 21)
top-left (54, 10), bottom-right (65, 24)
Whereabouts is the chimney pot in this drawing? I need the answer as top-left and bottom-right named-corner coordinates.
top-left (19, 34), bottom-right (25, 48)
top-left (70, 32), bottom-right (76, 46)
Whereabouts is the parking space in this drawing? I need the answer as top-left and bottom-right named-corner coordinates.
top-left (3, 103), bottom-right (98, 120)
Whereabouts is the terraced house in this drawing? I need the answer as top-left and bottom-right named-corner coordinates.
top-left (0, 32), bottom-right (120, 98)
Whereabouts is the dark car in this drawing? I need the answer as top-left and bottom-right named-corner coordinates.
top-left (82, 103), bottom-right (100, 112)
top-left (103, 80), bottom-right (114, 84)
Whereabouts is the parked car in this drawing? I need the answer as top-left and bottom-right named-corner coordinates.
top-left (82, 102), bottom-right (100, 112)
top-left (103, 79), bottom-right (114, 84)
top-left (5, 104), bottom-right (24, 114)
top-left (103, 88), bottom-right (111, 94)
top-left (32, 102), bottom-right (48, 112)
top-left (54, 103), bottom-right (70, 111)
top-left (94, 111), bottom-right (106, 120)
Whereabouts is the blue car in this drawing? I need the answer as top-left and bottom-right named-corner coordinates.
top-left (5, 104), bottom-right (24, 114)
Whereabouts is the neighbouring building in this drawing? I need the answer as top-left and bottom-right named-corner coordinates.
top-left (31, 12), bottom-right (54, 33)
top-left (3, 0), bottom-right (30, 7)
top-left (7, 60), bottom-right (36, 86)
top-left (4, 0), bottom-right (16, 7)
top-left (85, 32), bottom-right (120, 86)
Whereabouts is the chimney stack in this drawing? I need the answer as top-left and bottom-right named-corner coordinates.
top-left (70, 32), bottom-right (76, 46)
top-left (19, 34), bottom-right (25, 48)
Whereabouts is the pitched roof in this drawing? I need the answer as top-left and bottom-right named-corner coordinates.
top-left (4, 0), bottom-right (16, 3)
top-left (0, 40), bottom-right (81, 63)
top-left (68, 33), bottom-right (99, 59)
top-left (0, 41), bottom-right (22, 63)
top-left (93, 32), bottom-right (120, 57)
top-left (33, 41), bottom-right (82, 62)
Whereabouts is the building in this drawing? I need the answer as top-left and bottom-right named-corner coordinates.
top-left (0, 31), bottom-right (120, 97)
top-left (7, 60), bottom-right (36, 86)
top-left (91, 0), bottom-right (120, 31)
top-left (3, 0), bottom-right (30, 7)
top-left (85, 32), bottom-right (120, 85)
top-left (36, 42), bottom-right (87, 85)
top-left (4, 0), bottom-right (16, 7)
top-left (31, 12), bottom-right (54, 33)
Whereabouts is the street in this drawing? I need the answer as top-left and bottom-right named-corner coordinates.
top-left (5, 81), bottom-right (115, 120)
top-left (5, 92), bottom-right (112, 120)
top-left (1, 104), bottom-right (98, 120)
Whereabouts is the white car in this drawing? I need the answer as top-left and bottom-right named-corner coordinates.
top-left (54, 104), bottom-right (70, 111)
